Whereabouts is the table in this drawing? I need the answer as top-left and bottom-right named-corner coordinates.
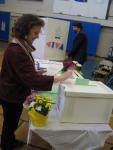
top-left (27, 105), bottom-right (113, 150)
top-left (27, 60), bottom-right (113, 150)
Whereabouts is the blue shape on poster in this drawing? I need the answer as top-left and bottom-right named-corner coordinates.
top-left (66, 20), bottom-right (101, 56)
top-left (0, 0), bottom-right (5, 4)
top-left (59, 44), bottom-right (64, 51)
top-left (51, 42), bottom-right (54, 48)
top-left (75, 0), bottom-right (87, 2)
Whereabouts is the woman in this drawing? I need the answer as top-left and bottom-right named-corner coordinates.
top-left (0, 14), bottom-right (73, 150)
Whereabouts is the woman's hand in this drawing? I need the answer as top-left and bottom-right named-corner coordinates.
top-left (54, 69), bottom-right (74, 83)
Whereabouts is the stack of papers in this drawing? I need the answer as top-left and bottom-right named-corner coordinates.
top-left (75, 79), bottom-right (97, 86)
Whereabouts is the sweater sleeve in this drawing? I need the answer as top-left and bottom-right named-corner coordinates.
top-left (6, 46), bottom-right (54, 91)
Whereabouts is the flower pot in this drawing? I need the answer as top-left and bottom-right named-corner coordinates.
top-left (28, 108), bottom-right (48, 127)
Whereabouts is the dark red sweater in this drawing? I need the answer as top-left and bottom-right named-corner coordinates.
top-left (0, 43), bottom-right (54, 103)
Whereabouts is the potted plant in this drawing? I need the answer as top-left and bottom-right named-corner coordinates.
top-left (28, 94), bottom-right (52, 127)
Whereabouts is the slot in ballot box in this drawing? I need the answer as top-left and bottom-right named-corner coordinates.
top-left (57, 80), bottom-right (113, 123)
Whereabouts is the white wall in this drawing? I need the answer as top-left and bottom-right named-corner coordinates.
top-left (0, 0), bottom-right (113, 27)
top-left (0, 0), bottom-right (113, 57)
top-left (0, 0), bottom-right (53, 15)
top-left (53, 0), bottom-right (109, 19)
top-left (96, 27), bottom-right (113, 57)
top-left (108, 0), bottom-right (113, 20)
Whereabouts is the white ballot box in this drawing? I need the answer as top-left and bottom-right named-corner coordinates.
top-left (57, 81), bottom-right (113, 123)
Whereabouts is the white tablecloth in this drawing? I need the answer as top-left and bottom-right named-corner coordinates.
top-left (27, 105), bottom-right (113, 150)
top-left (27, 60), bottom-right (113, 150)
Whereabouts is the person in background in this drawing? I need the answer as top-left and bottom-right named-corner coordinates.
top-left (0, 14), bottom-right (74, 150)
top-left (68, 22), bottom-right (88, 65)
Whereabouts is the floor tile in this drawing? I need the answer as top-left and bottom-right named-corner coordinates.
top-left (106, 135), bottom-right (113, 144)
top-left (0, 115), bottom-right (3, 133)
top-left (20, 108), bottom-right (29, 122)
top-left (97, 143), bottom-right (113, 150)
top-left (15, 122), bottom-right (52, 150)
top-left (0, 106), bottom-right (3, 115)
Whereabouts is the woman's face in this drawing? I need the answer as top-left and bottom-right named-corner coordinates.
top-left (26, 25), bottom-right (41, 45)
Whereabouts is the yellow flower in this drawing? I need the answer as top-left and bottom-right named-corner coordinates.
top-left (32, 94), bottom-right (52, 115)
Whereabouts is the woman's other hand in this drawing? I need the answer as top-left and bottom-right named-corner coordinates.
top-left (36, 69), bottom-right (47, 75)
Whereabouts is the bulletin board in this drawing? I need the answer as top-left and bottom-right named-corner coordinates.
top-left (53, 0), bottom-right (110, 19)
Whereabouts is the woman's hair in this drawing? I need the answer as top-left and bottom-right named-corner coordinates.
top-left (14, 14), bottom-right (44, 39)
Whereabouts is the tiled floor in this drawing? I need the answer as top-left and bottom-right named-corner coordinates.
top-left (0, 106), bottom-right (52, 150)
top-left (82, 56), bottom-right (100, 79)
top-left (0, 41), bottom-right (113, 150)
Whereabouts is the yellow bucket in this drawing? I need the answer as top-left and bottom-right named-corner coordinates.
top-left (28, 108), bottom-right (48, 127)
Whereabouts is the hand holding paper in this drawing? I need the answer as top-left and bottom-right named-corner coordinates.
top-left (54, 69), bottom-right (74, 83)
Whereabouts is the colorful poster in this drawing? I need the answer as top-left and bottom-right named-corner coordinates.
top-left (32, 18), bottom-right (70, 60)
top-left (75, 0), bottom-right (87, 2)
top-left (53, 0), bottom-right (110, 19)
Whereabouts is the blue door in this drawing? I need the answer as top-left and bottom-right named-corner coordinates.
top-left (0, 0), bottom-right (5, 4)
top-left (0, 11), bottom-right (10, 41)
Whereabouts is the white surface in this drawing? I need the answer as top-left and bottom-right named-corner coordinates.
top-left (32, 18), bottom-right (47, 59)
top-left (63, 81), bottom-right (113, 98)
top-left (27, 105), bottom-right (113, 150)
top-left (34, 59), bottom-right (82, 78)
top-left (35, 59), bottom-right (63, 75)
top-left (58, 81), bottom-right (113, 123)
top-left (53, 0), bottom-right (109, 19)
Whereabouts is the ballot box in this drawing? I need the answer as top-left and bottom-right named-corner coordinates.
top-left (57, 80), bottom-right (113, 123)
